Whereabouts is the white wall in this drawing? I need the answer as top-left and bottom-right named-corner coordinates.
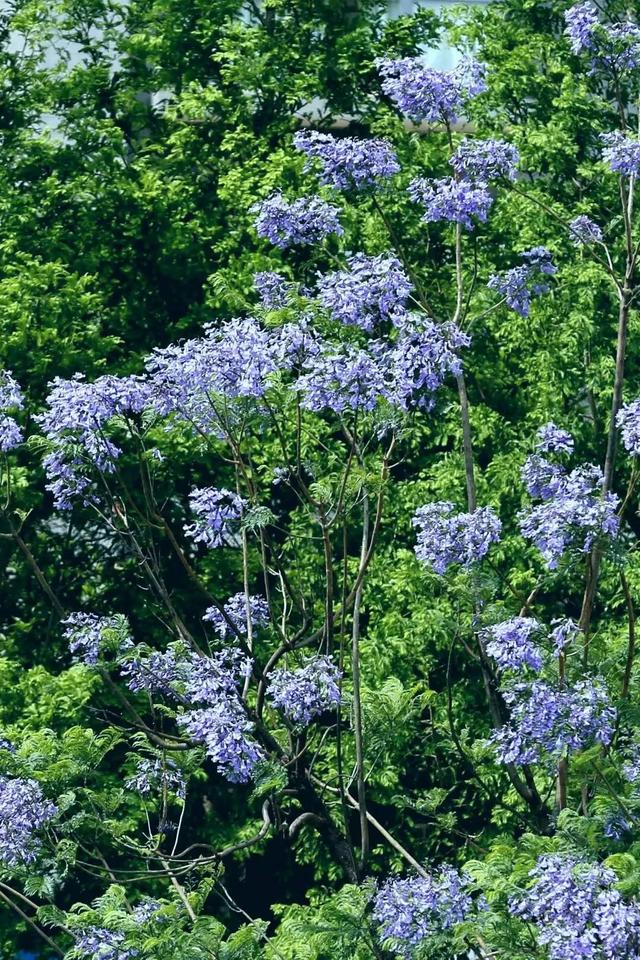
top-left (388, 0), bottom-right (489, 69)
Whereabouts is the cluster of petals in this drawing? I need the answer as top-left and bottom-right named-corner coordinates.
top-left (73, 928), bottom-right (137, 960)
top-left (0, 776), bottom-right (57, 866)
top-left (376, 55), bottom-right (487, 123)
top-left (122, 641), bottom-right (261, 783)
top-left (490, 677), bottom-right (615, 766)
top-left (372, 867), bottom-right (473, 957)
top-left (0, 369), bottom-right (23, 452)
top-left (569, 214), bottom-right (603, 245)
top-left (251, 193), bottom-right (343, 248)
top-left (267, 655), bottom-right (341, 726)
top-left (616, 396), bottom-right (640, 455)
top-left (520, 460), bottom-right (619, 569)
top-left (449, 138), bottom-right (519, 182)
top-left (601, 131), bottom-right (640, 176)
top-left (203, 593), bottom-right (270, 640)
top-left (510, 854), bottom-right (640, 960)
top-left (565, 2), bottom-right (640, 72)
top-left (37, 372), bottom-right (149, 508)
top-left (184, 487), bottom-right (247, 549)
top-left (484, 617), bottom-right (544, 672)
top-left (413, 501), bottom-right (501, 574)
top-left (254, 270), bottom-right (293, 309)
top-left (487, 247), bottom-right (557, 317)
top-left (408, 176), bottom-right (493, 230)
top-left (62, 612), bottom-right (131, 665)
top-left (317, 253), bottom-right (412, 331)
top-left (124, 756), bottom-right (186, 799)
top-left (293, 130), bottom-right (399, 190)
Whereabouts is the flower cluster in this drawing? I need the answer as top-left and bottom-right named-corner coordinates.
top-left (177, 701), bottom-right (264, 783)
top-left (132, 900), bottom-right (163, 925)
top-left (390, 316), bottom-right (470, 410)
top-left (484, 617), bottom-right (543, 672)
top-left (390, 317), bottom-right (470, 410)
top-left (267, 655), bottom-right (341, 726)
top-left (124, 757), bottom-right (186, 799)
top-left (252, 193), bottom-right (343, 248)
top-left (292, 313), bottom-right (469, 416)
top-left (120, 648), bottom-right (181, 696)
top-left (293, 131), bottom-right (399, 190)
top-left (487, 247), bottom-right (557, 317)
top-left (564, 1), bottom-right (599, 53)
top-left (38, 373), bottom-right (149, 509)
top-left (601, 131), bottom-right (640, 177)
top-left (254, 271), bottom-right (293, 309)
top-left (569, 214), bottom-right (604, 245)
top-left (520, 462), bottom-right (619, 569)
top-left (550, 617), bottom-right (581, 653)
top-left (450, 138), bottom-right (519, 182)
top-left (184, 487), bottom-right (247, 549)
top-left (490, 677), bottom-right (615, 766)
top-left (0, 777), bottom-right (57, 866)
top-left (536, 422), bottom-right (574, 455)
top-left (0, 369), bottom-right (23, 452)
top-left (272, 318), bottom-right (321, 370)
top-left (413, 502), bottom-right (502, 574)
top-left (565, 3), bottom-right (640, 72)
top-left (179, 650), bottom-right (260, 782)
top-left (74, 928), bottom-right (137, 960)
top-left (521, 455), bottom-right (563, 500)
top-left (203, 593), bottom-right (270, 640)
top-left (296, 344), bottom-right (388, 415)
top-left (510, 854), bottom-right (640, 960)
top-left (121, 644), bottom-right (262, 783)
top-left (148, 317), bottom-right (278, 423)
top-left (617, 396), bottom-right (640, 455)
top-left (182, 648), bottom-right (252, 704)
top-left (373, 867), bottom-right (473, 958)
top-left (63, 612), bottom-right (130, 665)
top-left (408, 176), bottom-right (493, 230)
top-left (317, 253), bottom-right (412, 331)
top-left (376, 56), bottom-right (487, 123)
top-left (623, 745), bottom-right (640, 785)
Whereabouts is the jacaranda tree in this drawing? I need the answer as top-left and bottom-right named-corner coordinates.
top-left (5, 1), bottom-right (640, 958)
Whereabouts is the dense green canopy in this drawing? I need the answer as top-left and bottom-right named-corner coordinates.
top-left (2, 1), bottom-right (640, 958)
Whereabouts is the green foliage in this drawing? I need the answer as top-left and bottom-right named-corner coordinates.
top-left (5, 0), bottom-right (640, 957)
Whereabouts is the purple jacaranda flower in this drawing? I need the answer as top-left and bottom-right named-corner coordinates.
top-left (267, 656), bottom-right (341, 726)
top-left (487, 247), bottom-right (557, 317)
top-left (509, 854), bottom-right (640, 960)
top-left (203, 593), bottom-right (269, 640)
top-left (376, 56), bottom-right (487, 124)
top-left (601, 131), bottom-right (640, 176)
top-left (62, 612), bottom-right (131, 665)
top-left (184, 487), bottom-right (247, 549)
top-left (490, 677), bottom-right (615, 766)
top-left (293, 131), bottom-right (400, 190)
top-left (409, 176), bottom-right (493, 230)
top-left (617, 397), bottom-right (640, 455)
top-left (570, 215), bottom-right (604, 245)
top-left (0, 777), bottom-right (57, 866)
top-left (484, 617), bottom-right (543, 672)
top-left (536, 422), bottom-right (574, 455)
top-left (373, 866), bottom-right (473, 958)
top-left (520, 462), bottom-right (619, 569)
top-left (413, 501), bottom-right (502, 574)
top-left (252, 194), bottom-right (343, 248)
top-left (317, 253), bottom-right (412, 331)
top-left (450, 138), bottom-right (519, 181)
top-left (0, 369), bottom-right (23, 452)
